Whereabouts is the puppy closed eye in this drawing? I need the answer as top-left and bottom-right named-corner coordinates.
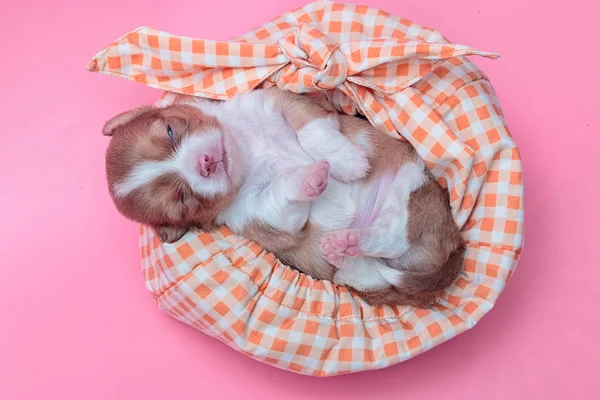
top-left (165, 116), bottom-right (189, 143)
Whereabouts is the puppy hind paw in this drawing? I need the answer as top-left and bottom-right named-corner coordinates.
top-left (321, 230), bottom-right (362, 267)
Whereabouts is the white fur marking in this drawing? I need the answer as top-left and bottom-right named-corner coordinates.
top-left (297, 118), bottom-right (369, 182)
top-left (114, 160), bottom-right (177, 197)
top-left (174, 129), bottom-right (230, 197)
top-left (358, 162), bottom-right (427, 257)
top-left (352, 130), bottom-right (373, 153)
top-left (115, 128), bottom-right (232, 199)
top-left (375, 263), bottom-right (404, 286)
top-left (333, 257), bottom-right (393, 291)
top-left (213, 92), bottom-right (316, 234)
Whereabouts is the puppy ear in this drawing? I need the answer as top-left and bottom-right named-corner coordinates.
top-left (102, 106), bottom-right (154, 136)
top-left (152, 225), bottom-right (189, 243)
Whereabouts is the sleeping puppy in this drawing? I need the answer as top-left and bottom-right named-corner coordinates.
top-left (102, 88), bottom-right (465, 306)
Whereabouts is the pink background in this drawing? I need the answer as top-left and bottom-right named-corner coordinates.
top-left (1, 0), bottom-right (598, 398)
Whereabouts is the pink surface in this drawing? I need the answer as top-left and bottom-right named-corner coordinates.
top-left (1, 0), bottom-right (598, 398)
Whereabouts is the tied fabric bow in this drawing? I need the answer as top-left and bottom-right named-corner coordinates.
top-left (86, 0), bottom-right (502, 223)
top-left (277, 23), bottom-right (348, 91)
top-left (87, 15), bottom-right (497, 139)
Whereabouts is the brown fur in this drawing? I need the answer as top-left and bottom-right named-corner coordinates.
top-left (354, 177), bottom-right (465, 307)
top-left (242, 221), bottom-right (335, 280)
top-left (267, 87), bottom-right (337, 131)
top-left (103, 104), bottom-right (237, 241)
top-left (326, 114), bottom-right (464, 307)
top-left (356, 243), bottom-right (465, 307)
top-left (103, 90), bottom-right (464, 307)
top-left (260, 93), bottom-right (464, 307)
top-left (337, 114), bottom-right (419, 183)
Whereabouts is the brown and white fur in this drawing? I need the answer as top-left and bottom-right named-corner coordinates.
top-left (102, 88), bottom-right (465, 307)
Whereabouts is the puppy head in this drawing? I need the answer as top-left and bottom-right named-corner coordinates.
top-left (103, 103), bottom-right (243, 242)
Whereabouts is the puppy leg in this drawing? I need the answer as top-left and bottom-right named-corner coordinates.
top-left (321, 210), bottom-right (410, 261)
top-left (274, 160), bottom-right (330, 203)
top-left (266, 88), bottom-right (370, 182)
top-left (255, 160), bottom-right (330, 233)
top-left (295, 117), bottom-right (370, 183)
top-left (321, 162), bottom-right (427, 260)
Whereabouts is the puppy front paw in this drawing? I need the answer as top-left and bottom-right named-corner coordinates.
top-left (290, 160), bottom-right (330, 202)
top-left (302, 160), bottom-right (330, 199)
top-left (326, 143), bottom-right (370, 183)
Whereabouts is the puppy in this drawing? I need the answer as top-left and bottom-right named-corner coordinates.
top-left (102, 88), bottom-right (465, 307)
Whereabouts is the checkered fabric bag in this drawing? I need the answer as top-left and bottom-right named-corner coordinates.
top-left (88, 0), bottom-right (523, 376)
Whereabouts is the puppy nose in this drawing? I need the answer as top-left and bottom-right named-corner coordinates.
top-left (198, 154), bottom-right (217, 177)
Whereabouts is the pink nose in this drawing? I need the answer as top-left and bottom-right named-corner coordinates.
top-left (198, 154), bottom-right (218, 177)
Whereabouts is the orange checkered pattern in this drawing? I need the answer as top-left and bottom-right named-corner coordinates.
top-left (88, 0), bottom-right (523, 376)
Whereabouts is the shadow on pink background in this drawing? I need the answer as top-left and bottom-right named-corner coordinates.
top-left (1, 0), bottom-right (598, 398)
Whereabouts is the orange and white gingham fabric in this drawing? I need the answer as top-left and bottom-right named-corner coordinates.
top-left (88, 0), bottom-right (523, 376)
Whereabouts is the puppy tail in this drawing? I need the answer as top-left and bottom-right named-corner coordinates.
top-left (363, 242), bottom-right (466, 308)
top-left (375, 263), bottom-right (405, 286)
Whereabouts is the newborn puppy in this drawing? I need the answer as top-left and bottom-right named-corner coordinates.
top-left (102, 88), bottom-right (464, 306)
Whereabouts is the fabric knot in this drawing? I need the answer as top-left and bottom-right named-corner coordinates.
top-left (276, 23), bottom-right (347, 91)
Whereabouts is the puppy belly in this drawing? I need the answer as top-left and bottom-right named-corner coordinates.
top-left (351, 171), bottom-right (395, 229)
